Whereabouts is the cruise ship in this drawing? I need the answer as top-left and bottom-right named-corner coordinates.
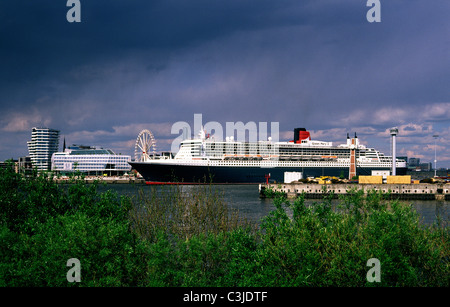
top-left (129, 128), bottom-right (407, 184)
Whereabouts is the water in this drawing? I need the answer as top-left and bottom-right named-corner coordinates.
top-left (98, 184), bottom-right (449, 226)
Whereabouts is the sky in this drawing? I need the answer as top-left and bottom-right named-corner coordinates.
top-left (0, 0), bottom-right (449, 168)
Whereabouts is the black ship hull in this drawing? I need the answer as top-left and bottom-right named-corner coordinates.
top-left (129, 162), bottom-right (407, 184)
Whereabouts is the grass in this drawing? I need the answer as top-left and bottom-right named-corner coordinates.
top-left (0, 165), bottom-right (448, 286)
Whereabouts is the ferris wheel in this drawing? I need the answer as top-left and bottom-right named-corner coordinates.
top-left (134, 129), bottom-right (156, 162)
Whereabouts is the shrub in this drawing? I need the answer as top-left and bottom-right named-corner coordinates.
top-left (0, 167), bottom-right (142, 286)
top-left (0, 212), bottom-right (149, 286)
top-left (256, 189), bottom-right (449, 286)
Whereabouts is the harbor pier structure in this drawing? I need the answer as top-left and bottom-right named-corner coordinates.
top-left (259, 182), bottom-right (450, 201)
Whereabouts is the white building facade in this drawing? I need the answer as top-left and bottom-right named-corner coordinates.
top-left (51, 145), bottom-right (131, 175)
top-left (27, 127), bottom-right (60, 171)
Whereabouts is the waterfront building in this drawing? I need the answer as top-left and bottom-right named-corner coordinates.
top-left (27, 127), bottom-right (60, 171)
top-left (18, 156), bottom-right (33, 174)
top-left (409, 157), bottom-right (420, 167)
top-left (0, 159), bottom-right (18, 172)
top-left (419, 162), bottom-right (432, 171)
top-left (51, 145), bottom-right (131, 175)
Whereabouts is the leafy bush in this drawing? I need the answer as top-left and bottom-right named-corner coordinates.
top-left (256, 189), bottom-right (449, 286)
top-left (0, 167), bottom-right (142, 286)
top-left (0, 213), bottom-right (147, 286)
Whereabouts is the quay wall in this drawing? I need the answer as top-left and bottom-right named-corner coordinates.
top-left (260, 183), bottom-right (450, 201)
top-left (54, 177), bottom-right (145, 184)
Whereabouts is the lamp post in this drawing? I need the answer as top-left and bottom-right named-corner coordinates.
top-left (390, 127), bottom-right (398, 176)
top-left (433, 134), bottom-right (439, 177)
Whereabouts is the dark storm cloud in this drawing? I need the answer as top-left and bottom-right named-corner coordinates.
top-left (0, 0), bottom-right (306, 112)
top-left (0, 0), bottom-right (449, 166)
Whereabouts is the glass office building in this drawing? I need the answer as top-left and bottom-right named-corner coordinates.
top-left (51, 145), bottom-right (131, 175)
top-left (27, 127), bottom-right (60, 171)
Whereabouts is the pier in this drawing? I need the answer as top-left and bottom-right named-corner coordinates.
top-left (259, 183), bottom-right (450, 201)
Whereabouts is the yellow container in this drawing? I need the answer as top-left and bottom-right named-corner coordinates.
top-left (359, 176), bottom-right (383, 184)
top-left (386, 175), bottom-right (411, 184)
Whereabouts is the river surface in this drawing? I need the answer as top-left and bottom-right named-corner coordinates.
top-left (98, 184), bottom-right (449, 226)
